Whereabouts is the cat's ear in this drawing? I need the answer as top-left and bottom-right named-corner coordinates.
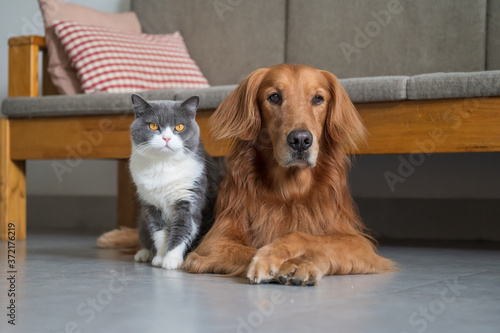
top-left (131, 94), bottom-right (153, 117)
top-left (180, 96), bottom-right (199, 118)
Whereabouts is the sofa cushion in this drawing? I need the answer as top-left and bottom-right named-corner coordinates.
top-left (1, 85), bottom-right (239, 118)
top-left (340, 76), bottom-right (408, 103)
top-left (53, 21), bottom-right (209, 93)
top-left (5, 71), bottom-right (499, 118)
top-left (38, 0), bottom-right (142, 95)
top-left (175, 85), bottom-right (237, 110)
top-left (131, 0), bottom-right (286, 86)
top-left (2, 75), bottom-right (409, 118)
top-left (407, 71), bottom-right (500, 100)
top-left (174, 78), bottom-right (409, 106)
top-left (286, 0), bottom-right (487, 78)
top-left (1, 89), bottom-right (180, 118)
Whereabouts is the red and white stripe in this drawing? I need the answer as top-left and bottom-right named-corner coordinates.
top-left (53, 21), bottom-right (210, 93)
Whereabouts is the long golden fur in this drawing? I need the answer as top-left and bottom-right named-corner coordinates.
top-left (183, 64), bottom-right (395, 285)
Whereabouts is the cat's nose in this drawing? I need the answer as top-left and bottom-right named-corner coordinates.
top-left (163, 137), bottom-right (171, 144)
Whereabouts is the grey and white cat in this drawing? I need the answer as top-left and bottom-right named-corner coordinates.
top-left (129, 94), bottom-right (223, 269)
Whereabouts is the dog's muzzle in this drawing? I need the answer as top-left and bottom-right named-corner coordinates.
top-left (284, 130), bottom-right (315, 167)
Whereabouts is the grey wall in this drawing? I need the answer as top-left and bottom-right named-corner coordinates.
top-left (0, 0), bottom-right (44, 103)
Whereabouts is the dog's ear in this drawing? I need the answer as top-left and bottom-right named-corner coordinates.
top-left (320, 70), bottom-right (366, 150)
top-left (210, 68), bottom-right (268, 141)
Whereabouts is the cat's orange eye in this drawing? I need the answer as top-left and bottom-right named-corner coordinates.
top-left (175, 124), bottom-right (185, 132)
top-left (149, 123), bottom-right (159, 131)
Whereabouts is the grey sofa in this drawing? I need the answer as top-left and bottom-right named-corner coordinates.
top-left (4, 0), bottom-right (500, 115)
top-left (2, 0), bottom-right (500, 239)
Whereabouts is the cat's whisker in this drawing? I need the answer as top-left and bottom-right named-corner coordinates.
top-left (134, 144), bottom-right (157, 156)
top-left (184, 149), bottom-right (214, 166)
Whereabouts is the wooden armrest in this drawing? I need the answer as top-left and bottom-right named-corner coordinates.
top-left (8, 35), bottom-right (46, 48)
top-left (8, 35), bottom-right (46, 97)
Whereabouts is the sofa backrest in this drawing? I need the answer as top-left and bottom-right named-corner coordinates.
top-left (287, 0), bottom-right (487, 78)
top-left (132, 0), bottom-right (286, 86)
top-left (487, 0), bottom-right (500, 70)
top-left (132, 0), bottom-right (499, 83)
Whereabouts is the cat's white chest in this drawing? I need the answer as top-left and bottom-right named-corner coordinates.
top-left (129, 151), bottom-right (203, 219)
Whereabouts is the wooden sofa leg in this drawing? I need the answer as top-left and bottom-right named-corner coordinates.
top-left (117, 159), bottom-right (139, 228)
top-left (0, 119), bottom-right (26, 240)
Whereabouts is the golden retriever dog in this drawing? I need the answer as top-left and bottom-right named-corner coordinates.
top-left (182, 64), bottom-right (395, 285)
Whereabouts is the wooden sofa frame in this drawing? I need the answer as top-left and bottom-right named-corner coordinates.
top-left (1, 35), bottom-right (499, 240)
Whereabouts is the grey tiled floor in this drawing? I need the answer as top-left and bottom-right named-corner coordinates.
top-left (1, 232), bottom-right (499, 333)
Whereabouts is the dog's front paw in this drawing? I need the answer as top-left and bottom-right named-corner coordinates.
top-left (182, 252), bottom-right (198, 272)
top-left (182, 252), bottom-right (213, 273)
top-left (276, 257), bottom-right (321, 286)
top-left (246, 248), bottom-right (287, 284)
top-left (162, 255), bottom-right (183, 270)
top-left (151, 255), bottom-right (164, 267)
top-left (134, 248), bottom-right (151, 262)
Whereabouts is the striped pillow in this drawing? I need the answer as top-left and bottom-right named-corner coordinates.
top-left (52, 20), bottom-right (210, 93)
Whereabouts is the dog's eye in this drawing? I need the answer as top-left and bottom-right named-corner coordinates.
top-left (267, 93), bottom-right (281, 104)
top-left (312, 95), bottom-right (324, 105)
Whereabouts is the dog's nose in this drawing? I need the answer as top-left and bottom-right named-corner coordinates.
top-left (287, 130), bottom-right (313, 151)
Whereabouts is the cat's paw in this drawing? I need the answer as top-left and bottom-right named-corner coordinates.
top-left (151, 255), bottom-right (164, 267)
top-left (162, 255), bottom-right (183, 270)
top-left (134, 248), bottom-right (151, 262)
